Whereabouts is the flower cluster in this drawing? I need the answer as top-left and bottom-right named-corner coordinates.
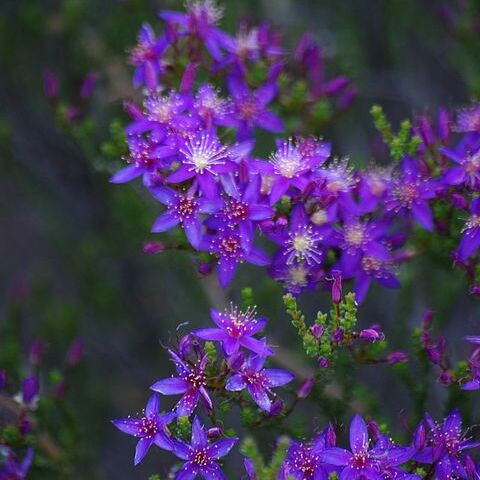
top-left (113, 304), bottom-right (296, 475)
top-left (240, 410), bottom-right (480, 480)
top-left (111, 1), bottom-right (480, 303)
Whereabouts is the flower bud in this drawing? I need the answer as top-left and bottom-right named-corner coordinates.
top-left (439, 370), bottom-right (454, 386)
top-left (207, 427), bottom-right (223, 439)
top-left (29, 340), bottom-right (45, 365)
top-left (0, 370), bottom-right (6, 391)
top-left (331, 327), bottom-right (344, 344)
top-left (437, 107), bottom-right (450, 142)
top-left (297, 378), bottom-right (314, 399)
top-left (198, 262), bottom-right (212, 276)
top-left (180, 63), bottom-right (196, 93)
top-left (66, 338), bottom-right (84, 366)
top-left (368, 420), bottom-right (381, 442)
top-left (21, 376), bottom-right (39, 405)
top-left (359, 328), bottom-right (384, 343)
top-left (465, 455), bottom-right (476, 480)
top-left (451, 193), bottom-right (468, 210)
top-left (417, 116), bottom-right (435, 148)
top-left (413, 422), bottom-right (426, 450)
top-left (318, 356), bottom-right (330, 369)
top-left (310, 324), bottom-right (324, 339)
top-left (80, 72), bottom-right (97, 99)
top-left (143, 241), bottom-right (165, 254)
top-left (386, 351), bottom-right (408, 364)
top-left (269, 399), bottom-right (283, 417)
top-left (123, 101), bottom-right (143, 120)
top-left (179, 335), bottom-right (193, 358)
top-left (330, 270), bottom-right (343, 304)
top-left (325, 76), bottom-right (349, 96)
top-left (326, 422), bottom-right (336, 447)
top-left (422, 309), bottom-right (434, 329)
top-left (43, 70), bottom-right (58, 100)
top-left (244, 458), bottom-right (256, 480)
top-left (18, 415), bottom-right (32, 435)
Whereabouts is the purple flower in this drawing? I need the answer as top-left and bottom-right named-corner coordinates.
top-left (0, 447), bottom-right (33, 480)
top-left (252, 138), bottom-right (330, 205)
top-left (193, 84), bottom-right (234, 129)
top-left (129, 23), bottom-right (168, 90)
top-left (151, 349), bottom-right (212, 416)
top-left (171, 416), bottom-right (237, 480)
top-left (414, 410), bottom-right (480, 480)
top-left (458, 198), bottom-right (480, 261)
top-left (227, 75), bottom-right (283, 140)
top-left (320, 415), bottom-right (412, 480)
top-left (151, 185), bottom-right (222, 249)
top-left (284, 424), bottom-right (336, 479)
top-left (166, 132), bottom-right (238, 199)
top-left (225, 354), bottom-right (294, 412)
top-left (441, 138), bottom-right (480, 189)
top-left (112, 394), bottom-right (174, 465)
top-left (110, 136), bottom-right (173, 184)
top-left (159, 1), bottom-right (230, 62)
top-left (455, 102), bottom-right (480, 133)
top-left (266, 204), bottom-right (325, 266)
top-left (193, 305), bottom-right (273, 357)
top-left (208, 174), bottom-right (274, 250)
top-left (385, 157), bottom-right (436, 231)
top-left (269, 259), bottom-right (323, 296)
top-left (19, 376), bottom-right (39, 407)
top-left (205, 227), bottom-right (270, 288)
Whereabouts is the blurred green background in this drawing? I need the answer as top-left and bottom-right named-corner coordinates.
top-left (1, 0), bottom-right (479, 477)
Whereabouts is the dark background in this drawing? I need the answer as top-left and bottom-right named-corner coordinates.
top-left (1, 0), bottom-right (479, 478)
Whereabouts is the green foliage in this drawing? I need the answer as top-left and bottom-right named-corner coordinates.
top-left (370, 104), bottom-right (421, 161)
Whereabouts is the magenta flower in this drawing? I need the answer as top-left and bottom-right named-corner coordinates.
top-left (193, 83), bottom-right (234, 129)
top-left (441, 137), bottom-right (480, 189)
top-left (252, 138), bottom-right (330, 205)
top-left (166, 132), bottom-right (238, 199)
top-left (204, 227), bottom-right (270, 288)
top-left (159, 0), bottom-right (231, 61)
top-left (129, 23), bottom-right (168, 90)
top-left (225, 354), bottom-right (294, 412)
top-left (455, 102), bottom-right (480, 133)
top-left (227, 74), bottom-right (283, 140)
top-left (320, 415), bottom-right (412, 480)
top-left (171, 417), bottom-right (238, 480)
top-left (193, 305), bottom-right (273, 357)
top-left (284, 424), bottom-right (336, 479)
top-left (385, 157), bottom-right (436, 231)
top-left (151, 349), bottom-right (212, 416)
top-left (0, 447), bottom-right (33, 480)
top-left (151, 185), bottom-right (222, 249)
top-left (458, 198), bottom-right (480, 261)
top-left (414, 410), bottom-right (480, 480)
top-left (111, 393), bottom-right (175, 465)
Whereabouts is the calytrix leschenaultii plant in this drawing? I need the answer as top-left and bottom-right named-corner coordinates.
top-left (103, 1), bottom-right (480, 479)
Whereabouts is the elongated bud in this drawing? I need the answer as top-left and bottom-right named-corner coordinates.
top-left (465, 455), bottom-right (476, 479)
top-left (386, 351), bottom-right (408, 364)
top-left (228, 351), bottom-right (245, 371)
top-left (417, 116), bottom-right (435, 148)
top-left (244, 458), bottom-right (256, 480)
top-left (18, 415), bottom-right (32, 435)
top-left (180, 63), bottom-right (196, 93)
top-left (331, 327), bottom-right (344, 344)
top-left (451, 193), bottom-right (468, 210)
top-left (413, 422), bottom-right (426, 450)
top-left (0, 370), bottom-right (6, 391)
top-left (123, 101), bottom-right (143, 120)
top-left (297, 378), bottom-right (314, 399)
top-left (326, 422), bottom-right (336, 447)
top-left (80, 72), bottom-right (97, 99)
top-left (198, 262), bottom-right (212, 276)
top-left (325, 76), bottom-right (349, 96)
top-left (143, 241), bottom-right (165, 254)
top-left (439, 369), bottom-right (453, 386)
top-left (368, 420), bottom-right (381, 442)
top-left (43, 70), bottom-right (58, 100)
top-left (437, 107), bottom-right (450, 142)
top-left (29, 340), bottom-right (45, 365)
top-left (421, 309), bottom-right (434, 329)
top-left (330, 270), bottom-right (342, 304)
top-left (21, 376), bottom-right (39, 404)
top-left (67, 338), bottom-right (84, 366)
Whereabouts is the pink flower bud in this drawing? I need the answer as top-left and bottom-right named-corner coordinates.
top-left (310, 324), bottom-right (324, 339)
top-left (318, 356), bottom-right (330, 369)
top-left (297, 378), bottom-right (314, 399)
top-left (207, 427), bottom-right (223, 439)
top-left (386, 351), bottom-right (408, 364)
top-left (66, 338), bottom-right (84, 366)
top-left (143, 241), bottom-right (165, 254)
top-left (43, 70), bottom-right (58, 100)
top-left (29, 340), bottom-right (45, 365)
top-left (413, 422), bottom-right (426, 450)
top-left (330, 270), bottom-right (342, 304)
top-left (80, 72), bottom-right (97, 99)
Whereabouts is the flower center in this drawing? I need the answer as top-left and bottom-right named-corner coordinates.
top-left (239, 98), bottom-right (259, 120)
top-left (224, 199), bottom-right (248, 222)
top-left (351, 453), bottom-right (368, 469)
top-left (181, 134), bottom-right (227, 174)
top-left (271, 143), bottom-right (303, 178)
top-left (465, 214), bottom-right (480, 231)
top-left (288, 265), bottom-right (309, 287)
top-left (175, 197), bottom-right (198, 220)
top-left (344, 224), bottom-right (366, 246)
top-left (311, 209), bottom-right (328, 226)
top-left (361, 256), bottom-right (381, 273)
top-left (192, 447), bottom-right (210, 467)
top-left (187, 371), bottom-right (206, 389)
top-left (139, 416), bottom-right (158, 439)
top-left (285, 227), bottom-right (323, 265)
top-left (395, 182), bottom-right (418, 205)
